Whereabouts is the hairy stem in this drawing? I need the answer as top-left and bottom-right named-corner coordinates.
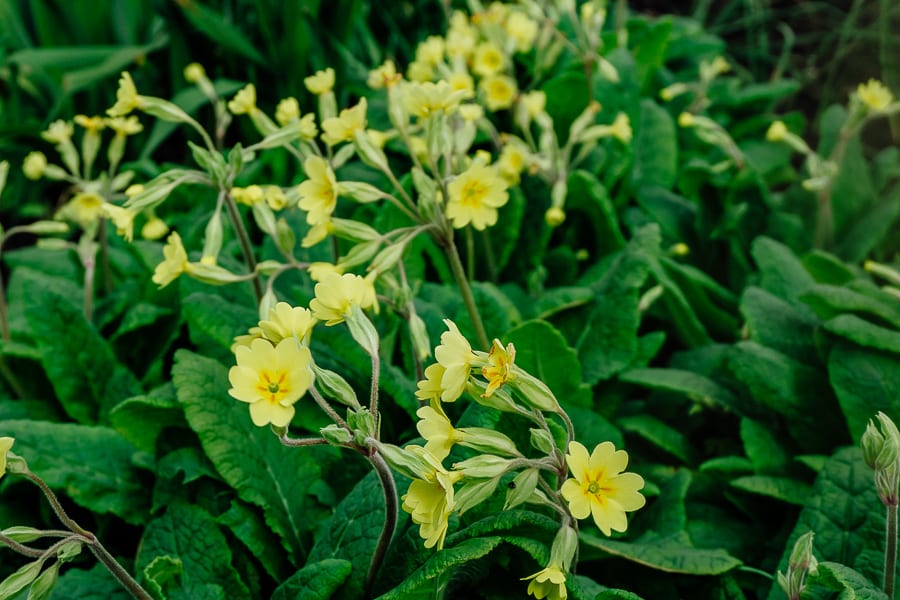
top-left (886, 502), bottom-right (897, 598)
top-left (222, 190), bottom-right (264, 303)
top-left (365, 451), bottom-right (398, 598)
top-left (310, 385), bottom-right (352, 432)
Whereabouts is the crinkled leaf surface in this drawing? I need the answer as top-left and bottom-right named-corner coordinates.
top-left (829, 342), bottom-right (900, 440)
top-left (49, 564), bottom-right (130, 600)
top-left (271, 559), bottom-right (353, 600)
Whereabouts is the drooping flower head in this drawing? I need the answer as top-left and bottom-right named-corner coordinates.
top-left (228, 84), bottom-right (258, 115)
top-left (152, 231), bottom-right (190, 288)
top-left (321, 98), bottom-right (367, 145)
top-left (309, 272), bottom-right (378, 326)
top-left (258, 302), bottom-right (316, 344)
top-left (101, 203), bottom-right (137, 241)
top-left (481, 339), bottom-right (515, 398)
top-left (416, 403), bottom-right (462, 461)
top-left (401, 447), bottom-right (463, 550)
top-left (415, 363), bottom-right (446, 404)
top-left (560, 441), bottom-right (646, 536)
top-left (433, 320), bottom-right (477, 402)
top-left (445, 163), bottom-right (509, 230)
top-left (304, 68), bottom-right (336, 96)
top-left (228, 338), bottom-right (313, 427)
top-left (297, 156), bottom-right (338, 226)
top-left (523, 565), bottom-right (567, 600)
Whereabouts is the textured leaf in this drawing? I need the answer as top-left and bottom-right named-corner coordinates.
top-left (109, 386), bottom-right (185, 454)
top-left (176, 1), bottom-right (264, 63)
top-left (172, 350), bottom-right (331, 560)
top-left (766, 447), bottom-right (890, 600)
top-left (0, 420), bottom-right (149, 524)
top-left (751, 237), bottom-right (815, 306)
top-left (740, 287), bottom-right (819, 362)
top-left (49, 564), bottom-right (130, 600)
top-left (567, 171), bottom-right (626, 257)
top-left (182, 292), bottom-right (257, 352)
top-left (801, 284), bottom-right (900, 330)
top-left (581, 531), bottom-right (741, 575)
top-left (534, 287), bottom-right (595, 320)
top-left (136, 503), bottom-right (250, 600)
top-left (446, 510), bottom-right (558, 545)
top-left (823, 314), bottom-right (900, 354)
top-left (633, 100), bottom-right (677, 189)
top-left (807, 561), bottom-right (888, 599)
top-left (740, 418), bottom-right (791, 474)
top-left (271, 559), bottom-right (353, 600)
top-left (829, 342), bottom-right (900, 441)
top-left (620, 367), bottom-right (740, 413)
top-left (24, 284), bottom-right (141, 424)
top-left (730, 475), bottom-right (812, 505)
top-left (217, 500), bottom-right (289, 581)
top-left (618, 415), bottom-right (696, 464)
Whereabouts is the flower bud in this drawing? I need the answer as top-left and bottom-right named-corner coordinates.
top-left (312, 364), bottom-right (362, 409)
top-left (510, 368), bottom-right (559, 412)
top-left (452, 454), bottom-right (514, 478)
top-left (453, 476), bottom-right (500, 515)
top-left (408, 312), bottom-right (431, 360)
top-left (504, 467), bottom-right (540, 510)
top-left (320, 423), bottom-right (353, 446)
top-left (529, 428), bottom-right (556, 454)
top-left (458, 428), bottom-right (521, 457)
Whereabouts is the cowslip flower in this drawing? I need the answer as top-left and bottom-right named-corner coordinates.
top-left (505, 12), bottom-right (538, 53)
top-left (228, 84), bottom-right (257, 115)
top-left (41, 120), bottom-right (74, 144)
top-left (23, 151), bottom-right (47, 180)
top-left (482, 339), bottom-right (515, 398)
top-left (857, 79), bottom-right (894, 112)
top-left (479, 75), bottom-right (517, 111)
top-left (107, 72), bottom-right (142, 117)
top-left (403, 81), bottom-right (469, 119)
top-left (60, 191), bottom-right (105, 229)
top-left (472, 41), bottom-right (505, 77)
top-left (560, 441), bottom-right (646, 536)
top-left (415, 35), bottom-right (445, 67)
top-left (309, 272), bottom-right (378, 326)
top-left (415, 363), bottom-right (446, 403)
top-left (297, 156), bottom-right (338, 226)
top-left (523, 565), bottom-right (567, 600)
top-left (228, 338), bottom-right (313, 427)
top-left (433, 320), bottom-right (477, 402)
top-left (0, 437), bottom-right (13, 479)
top-left (258, 302), bottom-right (316, 344)
top-left (367, 60), bottom-right (401, 89)
top-left (142, 216), bottom-right (169, 241)
top-left (101, 203), bottom-right (136, 241)
top-left (416, 403), bottom-right (462, 461)
top-left (321, 98), bottom-right (367, 145)
top-left (304, 68), bottom-right (335, 96)
top-left (401, 448), bottom-right (463, 549)
top-left (105, 116), bottom-right (143, 137)
top-left (275, 97), bottom-right (300, 125)
top-left (152, 231), bottom-right (190, 288)
top-left (445, 163), bottom-right (509, 230)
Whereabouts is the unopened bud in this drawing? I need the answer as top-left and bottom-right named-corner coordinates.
top-left (320, 424), bottom-right (353, 446)
top-left (452, 454), bottom-right (513, 478)
top-left (504, 467), bottom-right (540, 510)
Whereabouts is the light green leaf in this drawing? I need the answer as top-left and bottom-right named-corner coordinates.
top-left (177, 2), bottom-right (265, 63)
top-left (271, 559), bottom-right (353, 600)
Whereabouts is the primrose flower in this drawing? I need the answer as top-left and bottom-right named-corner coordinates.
top-left (228, 84), bottom-right (257, 115)
top-left (275, 97), bottom-right (300, 125)
top-left (480, 74), bottom-right (518, 111)
top-left (41, 120), bottom-right (74, 144)
top-left (482, 339), bottom-right (515, 398)
top-left (523, 565), bottom-right (567, 600)
top-left (472, 41), bottom-right (505, 77)
top-left (309, 272), bottom-right (378, 326)
top-left (228, 338), bottom-right (313, 427)
top-left (560, 441), bottom-right (646, 536)
top-left (151, 231), bottom-right (190, 288)
top-left (23, 151), bottom-right (47, 180)
top-left (519, 90), bottom-right (547, 121)
top-left (74, 114), bottom-right (106, 133)
top-left (297, 156), bottom-right (338, 225)
top-left (403, 81), bottom-right (469, 119)
top-left (415, 363), bottom-right (447, 404)
top-left (415, 35), bottom-right (445, 67)
top-left (321, 98), bottom-right (367, 145)
top-left (101, 203), bottom-right (136, 241)
top-left (60, 191), bottom-right (105, 229)
top-left (417, 403), bottom-right (462, 461)
top-left (0, 437), bottom-right (14, 479)
top-left (448, 71), bottom-right (475, 98)
top-left (857, 79), bottom-right (894, 112)
top-left (505, 12), bottom-right (538, 53)
top-left (368, 60), bottom-right (401, 89)
top-left (105, 116), bottom-right (143, 137)
top-left (232, 185), bottom-right (264, 206)
top-left (258, 302), bottom-right (316, 344)
top-left (401, 448), bottom-right (463, 549)
top-left (446, 163), bottom-right (509, 230)
top-left (434, 319), bottom-right (477, 403)
top-left (142, 216), bottom-right (169, 241)
top-left (107, 72), bottom-right (141, 117)
top-left (304, 68), bottom-right (335, 95)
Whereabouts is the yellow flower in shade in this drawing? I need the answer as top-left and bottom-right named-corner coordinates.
top-left (264, 186), bottom-right (287, 211)
top-left (434, 320), bottom-right (476, 402)
top-left (368, 60), bottom-right (401, 89)
top-left (403, 81), bottom-right (469, 119)
top-left (416, 403), bottom-right (462, 461)
top-left (458, 104), bottom-right (484, 122)
top-left (0, 437), bottom-right (14, 479)
top-left (415, 35), bottom-right (445, 67)
top-left (415, 363), bottom-right (446, 403)
top-left (560, 441), bottom-right (646, 536)
top-left (857, 79), bottom-right (894, 112)
top-left (448, 71), bottom-right (475, 98)
top-left (480, 75), bottom-right (518, 112)
top-left (523, 565), bottom-right (567, 600)
top-left (41, 120), bottom-right (74, 144)
top-left (228, 338), bottom-right (313, 427)
top-left (304, 68), bottom-right (335, 95)
top-left (297, 156), bottom-right (338, 225)
top-left (482, 339), bottom-right (515, 397)
top-left (105, 116), bottom-right (143, 137)
top-left (505, 12), bottom-right (538, 53)
top-left (232, 185), bottom-right (264, 206)
top-left (23, 151), bottom-right (47, 180)
top-left (228, 84), bottom-right (257, 115)
top-left (401, 449), bottom-right (463, 549)
top-left (308, 261), bottom-right (344, 282)
top-left (152, 231), bottom-right (189, 288)
top-left (497, 141), bottom-right (529, 186)
top-left (309, 272), bottom-right (378, 326)
top-left (766, 120), bottom-right (788, 142)
top-left (519, 91), bottom-right (547, 120)
top-left (321, 98), bottom-right (367, 146)
top-left (258, 302), bottom-right (316, 344)
top-left (107, 72), bottom-right (141, 117)
top-left (472, 42), bottom-right (505, 77)
top-left (446, 163), bottom-right (509, 230)
top-left (406, 60), bottom-right (434, 83)
top-left (608, 113), bottom-right (633, 143)
top-left (184, 62), bottom-right (206, 83)
top-left (275, 97), bottom-right (300, 125)
top-left (74, 115), bottom-right (106, 133)
top-left (142, 216), bottom-right (169, 241)
top-left (231, 326), bottom-right (264, 353)
top-left (101, 203), bottom-right (136, 241)
top-left (61, 191), bottom-right (105, 229)
top-left (446, 12), bottom-right (477, 59)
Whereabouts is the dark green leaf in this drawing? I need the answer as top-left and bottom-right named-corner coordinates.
top-left (50, 564), bottom-right (130, 600)
top-left (109, 386), bottom-right (185, 454)
top-left (823, 314), bottom-right (900, 354)
top-left (620, 368), bottom-right (740, 413)
top-left (581, 531), bottom-right (741, 575)
top-left (807, 561), bottom-right (888, 599)
top-left (618, 415), bottom-right (696, 464)
top-left (633, 100), bottom-right (677, 190)
top-left (271, 559), bottom-right (353, 600)
top-left (829, 342), bottom-right (900, 440)
top-left (730, 476), bottom-right (812, 505)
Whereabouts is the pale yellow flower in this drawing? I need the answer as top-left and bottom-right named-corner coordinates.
top-left (105, 116), bottom-right (143, 136)
top-left (482, 339), bottom-right (515, 398)
top-left (608, 113), bottom-right (632, 143)
top-left (458, 104), bottom-right (484, 122)
top-left (232, 185), bottom-right (265, 206)
top-left (23, 151), bottom-right (47, 180)
top-left (473, 42), bottom-right (505, 77)
top-left (321, 98), bottom-right (367, 145)
top-left (523, 565), bottom-right (567, 600)
top-left (857, 79), bottom-right (894, 112)
top-left (60, 191), bottom-right (105, 229)
top-left (41, 120), bottom-right (74, 144)
top-left (505, 12), bottom-right (538, 53)
top-left (766, 120), bottom-right (788, 142)
top-left (368, 60), bottom-right (401, 89)
top-left (228, 338), bottom-right (313, 427)
top-left (448, 71), bottom-right (475, 98)
top-left (519, 91), bottom-right (546, 120)
top-left (406, 60), bottom-right (434, 83)
top-left (415, 363), bottom-right (447, 404)
top-left (74, 115), bottom-right (106, 133)
top-left (231, 326), bottom-right (264, 353)
top-left (446, 163), bottom-right (509, 230)
top-left (228, 84), bottom-right (257, 115)
top-left (416, 403), bottom-right (462, 461)
top-left (0, 437), bottom-right (14, 479)
top-left (297, 156), bottom-right (338, 225)
top-left (401, 448), bottom-right (463, 549)
top-left (446, 13), bottom-right (477, 59)
top-left (302, 222), bottom-right (333, 248)
top-left (258, 302), bottom-right (316, 344)
top-left (497, 141), bottom-right (529, 186)
top-left (152, 231), bottom-right (189, 288)
top-left (480, 75), bottom-right (518, 111)
top-left (415, 35), bottom-right (445, 66)
top-left (263, 186), bottom-right (288, 211)
top-left (142, 217), bottom-right (169, 241)
top-left (184, 63), bottom-right (206, 83)
top-left (275, 97), bottom-right (300, 125)
top-left (560, 441), bottom-right (646, 536)
top-left (403, 81), bottom-right (469, 119)
top-left (309, 272), bottom-right (378, 326)
top-left (434, 319), bottom-right (476, 402)
top-left (305, 68), bottom-right (335, 95)
top-left (101, 203), bottom-right (136, 241)
top-left (308, 261), bottom-right (344, 282)
top-left (107, 72), bottom-right (141, 117)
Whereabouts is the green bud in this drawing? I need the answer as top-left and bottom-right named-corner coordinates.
top-left (453, 121), bottom-right (477, 156)
top-left (330, 218), bottom-right (381, 242)
top-left (346, 305), bottom-right (379, 359)
top-left (453, 476), bottom-right (501, 515)
top-left (458, 428), bottom-right (521, 457)
top-left (788, 531), bottom-right (816, 572)
top-left (275, 218), bottom-right (296, 256)
top-left (201, 211), bottom-right (223, 263)
top-left (108, 133), bottom-right (126, 169)
top-left (369, 441), bottom-right (430, 480)
top-left (251, 201), bottom-right (277, 237)
top-left (353, 129), bottom-right (390, 172)
top-left (258, 288), bottom-right (278, 322)
top-left (26, 560), bottom-right (59, 600)
top-left (251, 122), bottom-right (301, 149)
top-left (467, 380), bottom-right (528, 414)
top-left (369, 243), bottom-right (407, 274)
top-left (5, 452), bottom-right (28, 475)
top-left (124, 178), bottom-right (182, 212)
top-left (338, 181), bottom-right (385, 204)
top-left (504, 467), bottom-right (540, 510)
top-left (387, 86), bottom-right (409, 134)
top-left (452, 454), bottom-right (513, 479)
top-left (408, 312), bottom-right (431, 360)
top-left (331, 142), bottom-right (356, 170)
top-left (186, 263), bottom-right (248, 286)
top-left (36, 239), bottom-right (72, 251)
top-left (81, 130), bottom-right (101, 175)
top-left (254, 260), bottom-right (283, 277)
top-left (312, 364), bottom-right (362, 410)
top-left (141, 97), bottom-right (195, 124)
top-left (529, 428), bottom-right (556, 454)
top-left (0, 161), bottom-right (8, 199)
top-left (318, 91), bottom-right (338, 123)
top-left (20, 221), bottom-right (69, 235)
top-left (43, 164), bottom-right (71, 181)
top-left (57, 138), bottom-right (81, 178)
top-left (549, 524), bottom-right (578, 572)
top-left (110, 170), bottom-right (135, 192)
top-left (56, 539), bottom-right (83, 561)
top-left (0, 526), bottom-right (46, 543)
top-left (567, 101), bottom-right (600, 144)
top-left (510, 368), bottom-right (559, 412)
top-left (347, 408), bottom-right (378, 443)
top-left (0, 560), bottom-right (43, 597)
top-left (338, 240), bottom-right (381, 271)
top-left (320, 424), bottom-right (353, 446)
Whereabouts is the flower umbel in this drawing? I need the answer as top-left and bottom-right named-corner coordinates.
top-left (560, 441), bottom-right (646, 536)
top-left (228, 338), bottom-right (313, 427)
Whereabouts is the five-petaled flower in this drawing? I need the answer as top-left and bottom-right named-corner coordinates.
top-left (228, 338), bottom-right (313, 427)
top-left (433, 320), bottom-right (477, 402)
top-left (560, 441), bottom-right (646, 536)
top-left (523, 564), bottom-right (567, 600)
top-left (152, 231), bottom-right (191, 288)
top-left (445, 163), bottom-right (509, 230)
top-left (309, 272), bottom-right (378, 326)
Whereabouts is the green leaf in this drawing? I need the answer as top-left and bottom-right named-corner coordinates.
top-left (49, 564), bottom-right (130, 600)
top-left (730, 476), bottom-right (812, 505)
top-left (271, 559), bottom-right (353, 600)
top-left (618, 415), bottom-right (696, 464)
top-left (751, 237), bottom-right (815, 306)
top-left (801, 284), bottom-right (900, 331)
top-left (806, 561), bottom-right (888, 599)
top-left (740, 418), bottom-right (791, 474)
top-left (136, 503), bottom-right (250, 600)
top-left (141, 555), bottom-right (182, 600)
top-left (823, 314), bottom-right (900, 354)
top-left (217, 500), bottom-right (289, 581)
top-left (567, 171), bottom-right (626, 257)
top-left (596, 590), bottom-right (645, 600)
top-left (765, 447), bottom-right (888, 600)
top-left (632, 100), bottom-right (677, 190)
top-left (739, 287), bottom-right (819, 362)
top-left (620, 368), bottom-right (740, 413)
top-left (24, 284), bottom-right (141, 424)
top-left (172, 350), bottom-right (331, 560)
top-left (109, 387), bottom-right (185, 454)
top-left (61, 39), bottom-right (166, 94)
top-left (176, 2), bottom-right (265, 63)
top-left (828, 342), bottom-right (900, 441)
top-left (632, 18), bottom-right (672, 91)
top-left (182, 292), bottom-right (257, 352)
top-left (534, 287), bottom-right (595, 320)
top-left (581, 531), bottom-right (741, 575)
top-left (0, 420), bottom-right (149, 524)
top-left (377, 537), bottom-right (503, 599)
top-left (505, 320), bottom-right (591, 407)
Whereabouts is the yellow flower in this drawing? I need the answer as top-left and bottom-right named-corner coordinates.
top-left (401, 449), bottom-right (463, 549)
top-left (228, 338), bottom-right (313, 427)
top-left (480, 75), bottom-right (518, 111)
top-left (406, 60), bottom-right (434, 83)
top-left (519, 91), bottom-right (546, 120)
top-left (497, 141), bottom-right (529, 186)
top-left (545, 207), bottom-right (566, 227)
top-left (857, 79), bottom-right (894, 112)
top-left (105, 116), bottom-right (143, 136)
top-left (23, 151), bottom-right (47, 180)
top-left (297, 156), bottom-right (338, 225)
top-left (308, 261), bottom-right (344, 282)
top-left (0, 437), bottom-right (14, 479)
top-left (41, 120), bottom-right (74, 144)
top-left (302, 222), bottom-right (333, 248)
top-left (321, 98), bottom-right (367, 146)
top-left (231, 326), bottom-right (264, 353)
top-left (61, 191), bottom-right (105, 229)
top-left (152, 231), bottom-right (189, 288)
top-left (523, 565), bottom-right (567, 600)
top-left (309, 272), bottom-right (378, 326)
top-left (258, 302), bottom-right (316, 344)
top-left (560, 441), bottom-right (646, 536)
top-left (434, 320), bottom-right (476, 402)
top-left (473, 42), bottom-right (505, 77)
top-left (228, 84), bottom-right (257, 115)
top-left (74, 115), bottom-right (106, 133)
top-left (482, 339), bottom-right (515, 398)
top-left (415, 363), bottom-right (446, 404)
top-left (107, 72), bottom-right (141, 117)
top-left (275, 97), bottom-right (300, 125)
top-left (304, 68), bottom-right (335, 95)
top-left (448, 71), bottom-right (475, 97)
top-left (678, 112), bottom-right (695, 128)
top-left (415, 35), bottom-right (445, 67)
top-left (505, 12), bottom-right (538, 53)
top-left (416, 403), bottom-right (462, 461)
top-left (264, 186), bottom-right (288, 211)
top-left (368, 60), bottom-right (401, 89)
top-left (142, 216), bottom-right (169, 240)
top-left (232, 185), bottom-right (264, 206)
top-left (766, 120), bottom-right (788, 142)
top-left (403, 81), bottom-right (469, 119)
top-left (446, 163), bottom-right (509, 230)
top-left (446, 13), bottom-right (477, 59)
top-left (101, 203), bottom-right (136, 241)
top-left (184, 62), bottom-right (206, 83)
top-left (458, 104), bottom-right (484, 122)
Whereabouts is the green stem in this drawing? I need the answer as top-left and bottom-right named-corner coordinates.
top-left (370, 349), bottom-right (381, 436)
top-left (0, 534), bottom-right (45, 558)
top-left (444, 235), bottom-right (489, 350)
top-left (886, 502), bottom-right (897, 598)
top-left (83, 250), bottom-right (95, 323)
top-left (222, 190), bottom-right (264, 303)
top-left (365, 451), bottom-right (398, 599)
top-left (310, 385), bottom-right (353, 432)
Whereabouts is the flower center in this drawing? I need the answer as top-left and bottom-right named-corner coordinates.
top-left (460, 181), bottom-right (485, 207)
top-left (257, 370), bottom-right (289, 403)
top-left (587, 481), bottom-right (601, 495)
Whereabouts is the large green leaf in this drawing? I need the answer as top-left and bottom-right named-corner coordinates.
top-left (49, 564), bottom-right (130, 600)
top-left (271, 559), bottom-right (353, 600)
top-left (136, 502), bottom-right (250, 600)
top-left (806, 562), bottom-right (888, 599)
top-left (801, 284), bottom-right (900, 330)
top-left (739, 286), bottom-right (819, 363)
top-left (581, 531), bottom-right (741, 575)
top-left (620, 368), bottom-right (740, 413)
top-left (632, 100), bottom-right (677, 190)
top-left (829, 342), bottom-right (900, 441)
top-left (109, 385), bottom-right (185, 454)
top-left (823, 315), bottom-right (900, 354)
top-left (172, 350), bottom-right (331, 561)
top-left (0, 420), bottom-right (149, 524)
top-left (750, 237), bottom-right (815, 306)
